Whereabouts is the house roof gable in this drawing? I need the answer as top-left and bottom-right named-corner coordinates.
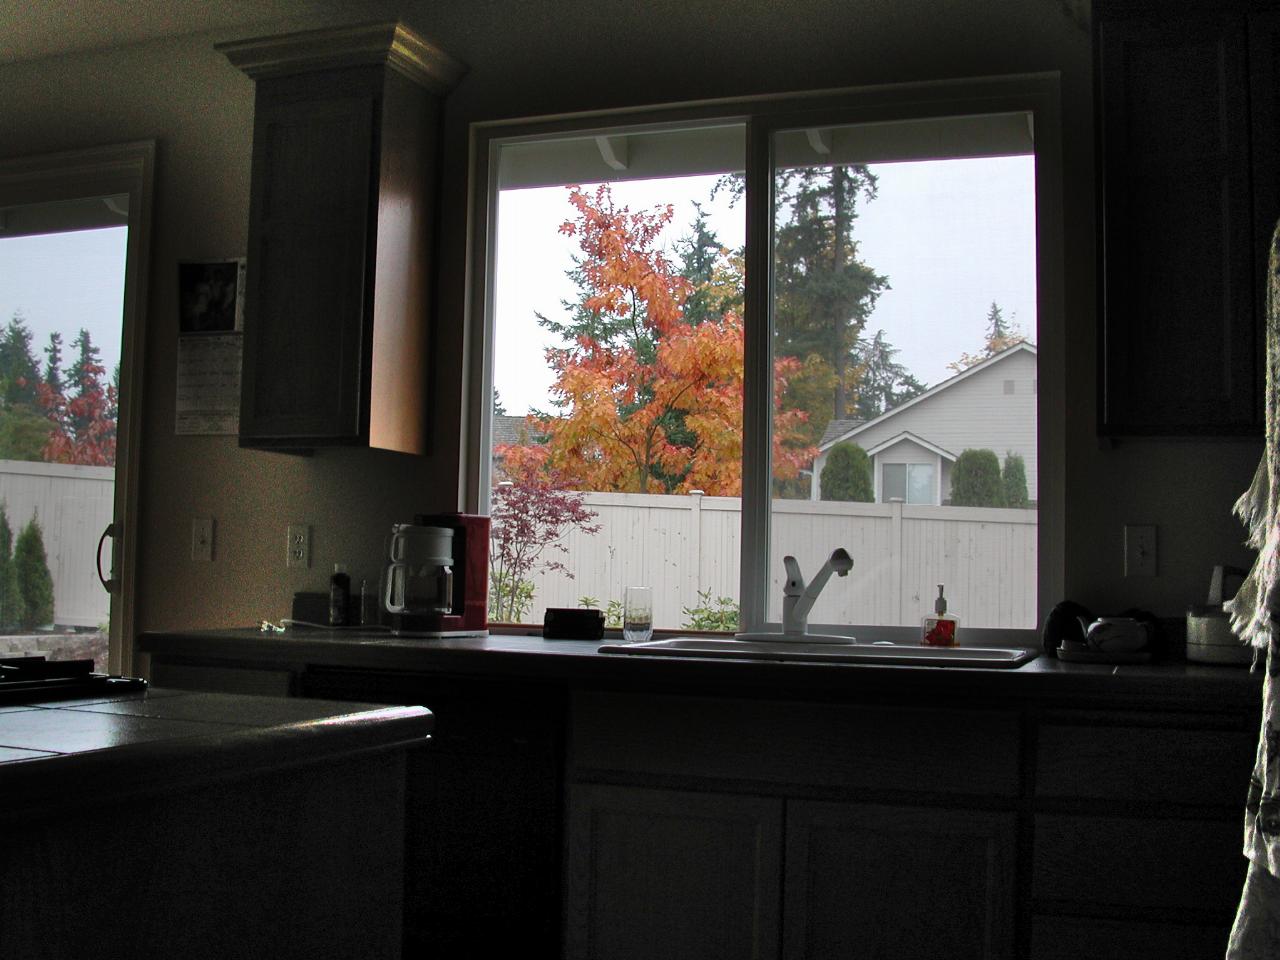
top-left (818, 341), bottom-right (1036, 452)
top-left (865, 430), bottom-right (956, 461)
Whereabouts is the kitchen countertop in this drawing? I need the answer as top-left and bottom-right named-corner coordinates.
top-left (139, 627), bottom-right (1264, 711)
top-left (0, 684), bottom-right (432, 820)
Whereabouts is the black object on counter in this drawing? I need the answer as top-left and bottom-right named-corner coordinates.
top-left (0, 655), bottom-right (146, 705)
top-left (329, 564), bottom-right (350, 626)
top-left (545, 607), bottom-right (605, 640)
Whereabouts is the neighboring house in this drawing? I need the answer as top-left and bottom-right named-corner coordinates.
top-left (811, 342), bottom-right (1037, 504)
top-left (491, 414), bottom-right (542, 478)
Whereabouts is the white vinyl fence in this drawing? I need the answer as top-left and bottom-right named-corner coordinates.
top-left (0, 459), bottom-right (114, 628)
top-left (520, 492), bottom-right (1037, 630)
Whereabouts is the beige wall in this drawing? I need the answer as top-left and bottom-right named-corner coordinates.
top-left (0, 0), bottom-right (1260, 633)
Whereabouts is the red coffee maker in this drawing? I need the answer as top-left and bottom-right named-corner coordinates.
top-left (384, 513), bottom-right (489, 636)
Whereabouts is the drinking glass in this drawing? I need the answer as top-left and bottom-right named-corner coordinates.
top-left (623, 586), bottom-right (654, 644)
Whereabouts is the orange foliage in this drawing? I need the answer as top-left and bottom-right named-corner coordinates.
top-left (504, 185), bottom-right (815, 496)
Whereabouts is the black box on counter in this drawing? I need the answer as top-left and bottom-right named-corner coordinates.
top-left (544, 607), bottom-right (605, 640)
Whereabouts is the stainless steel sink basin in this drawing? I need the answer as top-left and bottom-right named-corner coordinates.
top-left (598, 637), bottom-right (1038, 668)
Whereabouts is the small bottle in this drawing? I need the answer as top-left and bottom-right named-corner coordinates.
top-left (922, 584), bottom-right (958, 647)
top-left (359, 578), bottom-right (378, 627)
top-left (329, 563), bottom-right (350, 627)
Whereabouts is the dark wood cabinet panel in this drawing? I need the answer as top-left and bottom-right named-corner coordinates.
top-left (571, 691), bottom-right (1021, 798)
top-left (241, 94), bottom-right (372, 442)
top-left (1035, 722), bottom-right (1255, 806)
top-left (565, 784), bottom-right (783, 960)
top-left (1097, 14), bottom-right (1258, 434)
top-left (784, 800), bottom-right (1016, 960)
top-left (1033, 814), bottom-right (1244, 919)
top-left (1030, 916), bottom-right (1229, 960)
top-left (221, 24), bottom-right (461, 453)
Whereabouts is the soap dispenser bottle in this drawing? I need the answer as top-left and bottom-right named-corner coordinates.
top-left (922, 584), bottom-right (958, 647)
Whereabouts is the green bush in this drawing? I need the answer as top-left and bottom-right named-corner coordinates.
top-left (1001, 452), bottom-right (1029, 508)
top-left (15, 514), bottom-right (54, 629)
top-left (950, 449), bottom-right (1003, 507)
top-left (488, 569), bottom-right (534, 623)
top-left (681, 590), bottom-right (739, 632)
top-left (819, 442), bottom-right (873, 502)
top-left (0, 504), bottom-right (20, 630)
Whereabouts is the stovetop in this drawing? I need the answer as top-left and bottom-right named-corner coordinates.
top-left (0, 656), bottom-right (147, 704)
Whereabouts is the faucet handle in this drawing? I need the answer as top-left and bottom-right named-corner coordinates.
top-left (783, 556), bottom-right (804, 596)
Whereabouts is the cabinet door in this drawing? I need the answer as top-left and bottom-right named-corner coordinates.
top-left (565, 784), bottom-right (783, 960)
top-left (1251, 12), bottom-right (1280, 349)
top-left (1097, 16), bottom-right (1256, 434)
top-left (240, 94), bottom-right (373, 444)
top-left (784, 800), bottom-right (1016, 960)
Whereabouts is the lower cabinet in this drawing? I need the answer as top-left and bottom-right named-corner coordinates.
top-left (785, 801), bottom-right (1015, 960)
top-left (565, 785), bottom-right (1015, 960)
top-left (565, 785), bottom-right (783, 960)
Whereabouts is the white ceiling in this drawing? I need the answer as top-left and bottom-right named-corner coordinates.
top-left (0, 0), bottom-right (353, 65)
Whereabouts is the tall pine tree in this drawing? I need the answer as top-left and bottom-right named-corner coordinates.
top-left (772, 165), bottom-right (891, 421)
top-left (43, 331), bottom-right (64, 396)
top-left (0, 314), bottom-right (40, 407)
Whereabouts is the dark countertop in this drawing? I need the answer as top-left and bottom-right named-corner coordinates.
top-left (139, 627), bottom-right (1265, 712)
top-left (0, 685), bottom-right (432, 820)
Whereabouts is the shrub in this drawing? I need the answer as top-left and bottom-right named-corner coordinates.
top-left (14, 513), bottom-right (54, 629)
top-left (819, 442), bottom-right (873, 502)
top-left (950, 449), bottom-right (1003, 507)
top-left (681, 591), bottom-right (740, 632)
top-left (1001, 452), bottom-right (1029, 508)
top-left (0, 504), bottom-right (20, 630)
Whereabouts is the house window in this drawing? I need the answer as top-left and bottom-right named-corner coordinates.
top-left (476, 78), bottom-right (1056, 640)
top-left (882, 463), bottom-right (935, 505)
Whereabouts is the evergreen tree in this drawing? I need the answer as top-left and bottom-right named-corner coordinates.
top-left (949, 301), bottom-right (1029, 372)
top-left (772, 165), bottom-right (891, 421)
top-left (819, 442), bottom-right (874, 502)
top-left (674, 203), bottom-right (727, 328)
top-left (43, 331), bottom-right (64, 396)
top-left (0, 504), bottom-right (21, 629)
top-left (0, 313), bottom-right (40, 406)
top-left (493, 389), bottom-right (507, 417)
top-left (67, 328), bottom-right (104, 440)
top-left (14, 513), bottom-right (54, 629)
top-left (1001, 451), bottom-right (1029, 508)
top-left (950, 449), bottom-right (1004, 507)
top-left (986, 301), bottom-right (1009, 342)
top-left (851, 329), bottom-right (927, 419)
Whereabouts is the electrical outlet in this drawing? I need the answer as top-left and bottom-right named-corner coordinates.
top-left (1124, 524), bottom-right (1157, 577)
top-left (286, 523), bottom-right (311, 568)
top-left (191, 517), bottom-right (214, 562)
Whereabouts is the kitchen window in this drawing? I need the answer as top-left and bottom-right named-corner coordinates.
top-left (471, 76), bottom-right (1064, 641)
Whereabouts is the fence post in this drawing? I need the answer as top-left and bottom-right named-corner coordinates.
top-left (890, 499), bottom-right (904, 624)
top-left (689, 490), bottom-right (704, 610)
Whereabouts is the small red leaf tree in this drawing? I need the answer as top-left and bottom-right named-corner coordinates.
top-left (34, 329), bottom-right (116, 467)
top-left (488, 448), bottom-right (601, 623)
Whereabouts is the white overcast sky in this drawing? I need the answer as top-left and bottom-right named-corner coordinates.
top-left (0, 226), bottom-right (127, 382)
top-left (493, 155), bottom-right (1037, 415)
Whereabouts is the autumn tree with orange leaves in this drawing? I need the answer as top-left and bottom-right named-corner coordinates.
top-left (501, 184), bottom-right (813, 497)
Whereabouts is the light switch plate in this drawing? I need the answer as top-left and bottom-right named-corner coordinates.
top-left (1123, 524), bottom-right (1157, 577)
top-left (287, 523), bottom-right (310, 568)
top-left (191, 517), bottom-right (214, 562)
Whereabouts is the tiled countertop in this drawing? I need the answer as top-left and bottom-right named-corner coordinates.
top-left (0, 685), bottom-right (432, 820)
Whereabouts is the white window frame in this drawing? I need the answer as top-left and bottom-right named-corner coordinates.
top-left (467, 75), bottom-right (1065, 646)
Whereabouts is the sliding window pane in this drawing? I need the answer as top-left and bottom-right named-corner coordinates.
top-left (488, 124), bottom-right (746, 630)
top-left (768, 113), bottom-right (1038, 632)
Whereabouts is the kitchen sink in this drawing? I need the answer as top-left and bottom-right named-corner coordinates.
top-left (598, 636), bottom-right (1038, 668)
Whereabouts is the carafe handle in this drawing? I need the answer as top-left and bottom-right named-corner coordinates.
top-left (389, 530), bottom-right (406, 562)
top-left (385, 562), bottom-right (407, 614)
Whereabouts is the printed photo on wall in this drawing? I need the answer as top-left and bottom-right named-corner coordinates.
top-left (178, 259), bottom-right (245, 334)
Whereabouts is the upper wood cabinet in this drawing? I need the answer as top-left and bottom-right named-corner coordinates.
top-left (218, 23), bottom-right (463, 452)
top-left (1096, 3), bottom-right (1269, 435)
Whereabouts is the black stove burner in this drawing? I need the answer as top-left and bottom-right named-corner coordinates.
top-left (0, 656), bottom-right (147, 704)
